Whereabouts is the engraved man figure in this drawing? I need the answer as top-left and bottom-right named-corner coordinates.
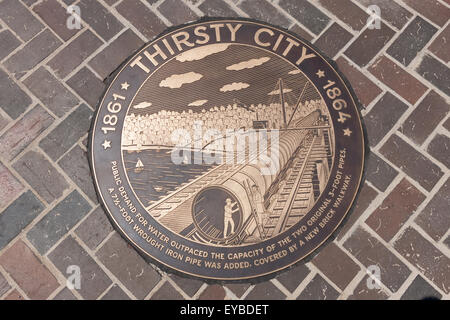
top-left (223, 198), bottom-right (239, 237)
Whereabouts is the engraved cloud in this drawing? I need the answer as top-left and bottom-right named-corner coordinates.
top-left (226, 57), bottom-right (270, 71)
top-left (176, 44), bottom-right (231, 62)
top-left (219, 82), bottom-right (250, 92)
top-left (160, 72), bottom-right (203, 89)
top-left (133, 102), bottom-right (152, 109)
top-left (188, 99), bottom-right (208, 107)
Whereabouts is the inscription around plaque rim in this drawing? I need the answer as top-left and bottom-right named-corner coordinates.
top-left (90, 19), bottom-right (366, 280)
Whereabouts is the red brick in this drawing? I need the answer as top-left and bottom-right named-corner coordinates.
top-left (89, 29), bottom-right (144, 80)
top-left (400, 91), bottom-right (449, 145)
top-left (344, 227), bottom-right (411, 292)
top-left (380, 134), bottom-right (443, 191)
top-left (279, 0), bottom-right (329, 34)
top-left (198, 285), bottom-right (226, 300)
top-left (245, 281), bottom-right (286, 300)
top-left (314, 23), bottom-right (353, 58)
top-left (401, 0), bottom-right (450, 27)
top-left (348, 275), bottom-right (389, 300)
top-left (394, 227), bottom-right (450, 294)
top-left (77, 0), bottom-right (123, 41)
top-left (366, 178), bottom-right (426, 241)
top-left (225, 283), bottom-right (251, 298)
top-left (4, 289), bottom-right (25, 300)
top-left (199, 0), bottom-right (239, 18)
top-left (318, 0), bottom-right (369, 30)
top-left (312, 243), bottom-right (360, 290)
top-left (335, 56), bottom-right (382, 108)
top-left (151, 281), bottom-right (183, 300)
top-left (48, 30), bottom-right (103, 79)
top-left (0, 0), bottom-right (43, 42)
top-left (169, 273), bottom-right (204, 297)
top-left (241, 0), bottom-right (292, 29)
top-left (158, 0), bottom-right (198, 26)
top-left (358, 0), bottom-right (413, 30)
top-left (416, 54), bottom-right (450, 96)
top-left (369, 55), bottom-right (428, 105)
top-left (0, 30), bottom-right (21, 61)
top-left (429, 25), bottom-right (450, 63)
top-left (345, 23), bottom-right (395, 67)
top-left (0, 240), bottom-right (59, 299)
top-left (116, 0), bottom-right (167, 40)
top-left (415, 177), bottom-right (450, 241)
top-left (33, 0), bottom-right (79, 41)
top-left (66, 67), bottom-right (105, 108)
top-left (365, 153), bottom-right (399, 192)
top-left (364, 92), bottom-right (409, 147)
top-left (297, 274), bottom-right (339, 300)
top-left (289, 24), bottom-right (314, 42)
top-left (275, 263), bottom-right (310, 293)
top-left (96, 232), bottom-right (160, 299)
top-left (427, 134), bottom-right (450, 168)
top-left (0, 161), bottom-right (24, 207)
top-left (336, 183), bottom-right (378, 241)
top-left (0, 105), bottom-right (54, 160)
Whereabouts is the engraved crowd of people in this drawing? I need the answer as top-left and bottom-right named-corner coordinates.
top-left (122, 100), bottom-right (327, 149)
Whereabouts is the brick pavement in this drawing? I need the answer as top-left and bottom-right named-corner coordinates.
top-left (0, 0), bottom-right (448, 300)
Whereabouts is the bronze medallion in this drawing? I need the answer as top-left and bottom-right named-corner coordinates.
top-left (90, 19), bottom-right (366, 280)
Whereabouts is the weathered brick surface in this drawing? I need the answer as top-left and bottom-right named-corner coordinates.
top-left (0, 68), bottom-right (32, 119)
top-left (116, 0), bottom-right (167, 40)
top-left (314, 23), bottom-right (353, 58)
top-left (394, 227), bottom-right (450, 294)
top-left (0, 191), bottom-right (44, 250)
top-left (0, 0), bottom-right (43, 42)
top-left (48, 30), bottom-right (103, 79)
top-left (344, 227), bottom-right (411, 292)
top-left (4, 29), bottom-right (61, 78)
top-left (0, 0), bottom-right (449, 301)
top-left (75, 206), bottom-right (114, 250)
top-left (318, 0), bottom-right (369, 31)
top-left (345, 23), bottom-right (395, 67)
top-left (366, 178), bottom-right (426, 241)
top-left (33, 0), bottom-right (79, 41)
top-left (416, 55), bottom-right (450, 96)
top-left (89, 29), bottom-right (144, 80)
top-left (400, 275), bottom-right (442, 300)
top-left (0, 105), bottom-right (54, 161)
top-left (380, 134), bottom-right (443, 191)
top-left (39, 104), bottom-right (93, 161)
top-left (0, 161), bottom-right (24, 208)
top-left (386, 16), bottom-right (437, 66)
top-left (151, 281), bottom-right (184, 300)
top-left (96, 232), bottom-right (161, 299)
top-left (400, 91), bottom-right (449, 145)
top-left (415, 178), bottom-right (450, 241)
top-left (348, 275), bottom-right (390, 300)
top-left (429, 25), bottom-right (450, 63)
top-left (158, 0), bottom-right (198, 25)
top-left (24, 67), bottom-right (78, 117)
top-left (364, 92), bottom-right (409, 147)
top-left (13, 150), bottom-right (70, 203)
top-left (27, 190), bottom-right (91, 254)
top-left (369, 55), bottom-right (427, 105)
top-left (0, 240), bottom-right (59, 299)
top-left (48, 236), bottom-right (112, 299)
top-left (365, 153), bottom-right (398, 192)
top-left (297, 274), bottom-right (339, 300)
top-left (312, 243), bottom-right (360, 290)
top-left (335, 56), bottom-right (382, 108)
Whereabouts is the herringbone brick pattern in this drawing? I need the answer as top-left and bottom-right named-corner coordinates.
top-left (0, 0), bottom-right (448, 300)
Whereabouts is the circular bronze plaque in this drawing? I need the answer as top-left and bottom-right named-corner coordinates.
top-left (90, 19), bottom-right (365, 280)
